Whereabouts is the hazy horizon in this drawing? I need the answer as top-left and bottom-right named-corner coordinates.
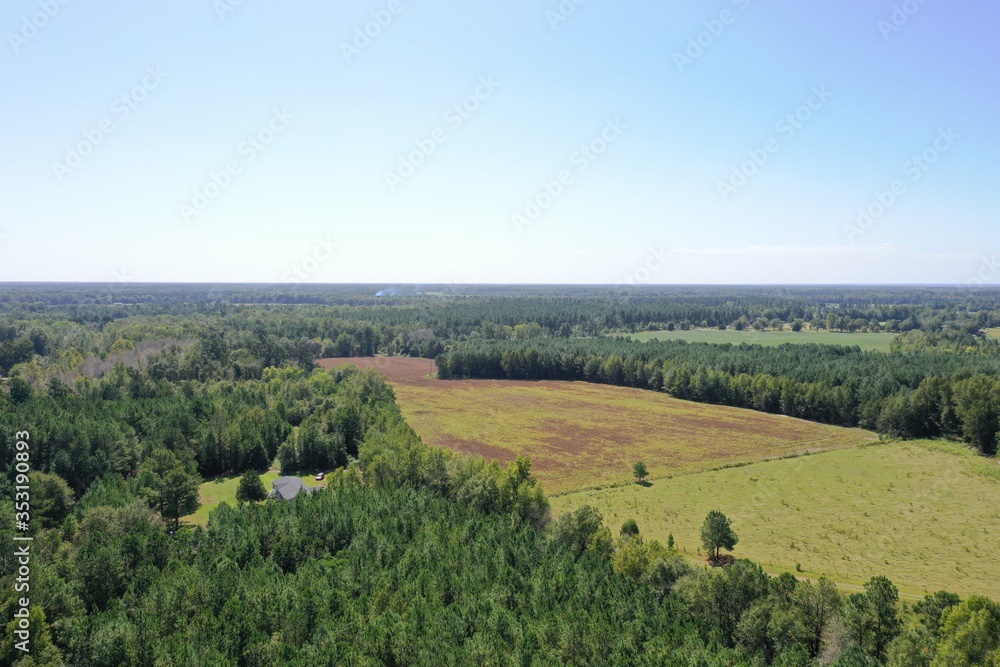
top-left (0, 281), bottom-right (993, 288)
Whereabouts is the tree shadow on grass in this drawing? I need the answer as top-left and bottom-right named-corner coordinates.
top-left (707, 554), bottom-right (737, 567)
top-left (634, 480), bottom-right (653, 487)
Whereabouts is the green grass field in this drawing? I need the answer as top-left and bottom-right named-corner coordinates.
top-left (985, 327), bottom-right (1000, 338)
top-left (183, 469), bottom-right (324, 525)
top-left (552, 441), bottom-right (1000, 599)
top-left (626, 328), bottom-right (897, 352)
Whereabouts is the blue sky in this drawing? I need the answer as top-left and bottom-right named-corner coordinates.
top-left (1, 0), bottom-right (997, 284)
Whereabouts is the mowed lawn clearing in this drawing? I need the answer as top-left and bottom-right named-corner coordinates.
top-left (183, 469), bottom-right (323, 526)
top-left (318, 357), bottom-right (876, 494)
top-left (627, 328), bottom-right (896, 352)
top-left (552, 441), bottom-right (1000, 599)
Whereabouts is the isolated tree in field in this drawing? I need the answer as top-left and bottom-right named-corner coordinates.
top-left (620, 519), bottom-right (639, 539)
top-left (700, 510), bottom-right (738, 560)
top-left (236, 470), bottom-right (267, 503)
top-left (632, 461), bottom-right (648, 483)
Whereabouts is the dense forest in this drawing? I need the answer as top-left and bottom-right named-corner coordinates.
top-left (2, 284), bottom-right (1000, 665)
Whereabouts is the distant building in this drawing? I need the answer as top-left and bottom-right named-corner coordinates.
top-left (269, 476), bottom-right (321, 501)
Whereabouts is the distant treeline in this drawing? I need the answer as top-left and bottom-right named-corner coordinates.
top-left (4, 286), bottom-right (1000, 383)
top-left (4, 283), bottom-right (1000, 337)
top-left (437, 337), bottom-right (1000, 455)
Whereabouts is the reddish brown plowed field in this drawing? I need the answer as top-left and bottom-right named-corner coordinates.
top-left (319, 357), bottom-right (878, 494)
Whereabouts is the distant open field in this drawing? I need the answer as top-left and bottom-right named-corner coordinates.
top-left (184, 469), bottom-right (324, 525)
top-left (626, 328), bottom-right (897, 352)
top-left (552, 441), bottom-right (1000, 599)
top-left (318, 357), bottom-right (876, 494)
top-left (985, 327), bottom-right (1000, 338)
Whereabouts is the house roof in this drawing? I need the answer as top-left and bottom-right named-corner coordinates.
top-left (271, 476), bottom-right (318, 501)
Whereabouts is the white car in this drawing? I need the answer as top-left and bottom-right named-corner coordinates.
top-left (315, 472), bottom-right (325, 481)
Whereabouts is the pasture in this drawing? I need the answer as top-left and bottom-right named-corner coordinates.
top-left (626, 328), bottom-right (897, 352)
top-left (552, 441), bottom-right (1000, 599)
top-left (319, 357), bottom-right (876, 494)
